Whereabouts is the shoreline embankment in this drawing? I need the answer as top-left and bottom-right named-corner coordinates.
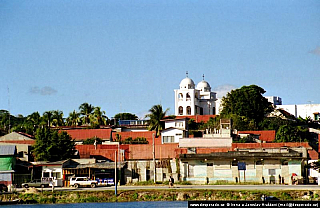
top-left (1, 188), bottom-right (319, 204)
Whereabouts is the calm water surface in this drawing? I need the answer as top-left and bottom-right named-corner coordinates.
top-left (3, 201), bottom-right (188, 208)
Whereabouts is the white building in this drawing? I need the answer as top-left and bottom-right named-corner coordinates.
top-left (161, 118), bottom-right (188, 144)
top-left (277, 104), bottom-right (320, 121)
top-left (265, 96), bottom-right (282, 106)
top-left (174, 75), bottom-right (217, 116)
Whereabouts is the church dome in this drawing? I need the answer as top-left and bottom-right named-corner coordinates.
top-left (180, 77), bottom-right (195, 89)
top-left (196, 80), bottom-right (211, 92)
top-left (197, 80), bottom-right (211, 89)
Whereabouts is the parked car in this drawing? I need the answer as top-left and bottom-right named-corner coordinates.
top-left (69, 177), bottom-right (98, 188)
top-left (0, 184), bottom-right (8, 192)
top-left (96, 178), bottom-right (115, 186)
top-left (21, 179), bottom-right (50, 188)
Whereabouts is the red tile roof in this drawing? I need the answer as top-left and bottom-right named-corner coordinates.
top-left (0, 140), bottom-right (35, 145)
top-left (232, 142), bottom-right (312, 149)
top-left (112, 131), bottom-right (160, 144)
top-left (308, 149), bottom-right (319, 160)
top-left (238, 130), bottom-right (276, 142)
top-left (175, 115), bottom-right (217, 123)
top-left (63, 129), bottom-right (113, 141)
top-left (17, 132), bottom-right (35, 139)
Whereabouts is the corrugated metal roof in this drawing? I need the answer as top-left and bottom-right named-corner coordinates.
top-left (0, 145), bottom-right (16, 155)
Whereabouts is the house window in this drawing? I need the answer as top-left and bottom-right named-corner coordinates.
top-left (175, 122), bottom-right (183, 128)
top-left (188, 164), bottom-right (194, 177)
top-left (52, 172), bottom-right (61, 179)
top-left (269, 169), bottom-right (276, 175)
top-left (43, 172), bottom-right (50, 177)
top-left (163, 136), bottom-right (174, 143)
top-left (178, 106), bottom-right (183, 115)
top-left (187, 106), bottom-right (191, 115)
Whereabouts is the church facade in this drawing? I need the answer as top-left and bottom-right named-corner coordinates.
top-left (174, 75), bottom-right (217, 116)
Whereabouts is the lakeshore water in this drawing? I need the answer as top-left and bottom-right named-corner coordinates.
top-left (2, 201), bottom-right (188, 208)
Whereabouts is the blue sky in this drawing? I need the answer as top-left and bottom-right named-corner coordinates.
top-left (1, 0), bottom-right (319, 119)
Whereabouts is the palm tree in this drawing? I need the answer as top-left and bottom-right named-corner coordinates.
top-left (52, 110), bottom-right (64, 127)
top-left (79, 103), bottom-right (94, 125)
top-left (27, 112), bottom-right (41, 126)
top-left (145, 104), bottom-right (169, 137)
top-left (92, 107), bottom-right (108, 126)
top-left (43, 111), bottom-right (54, 127)
top-left (66, 110), bottom-right (81, 127)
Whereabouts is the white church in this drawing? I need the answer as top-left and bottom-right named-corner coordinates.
top-left (174, 74), bottom-right (218, 116)
top-left (173, 74), bottom-right (320, 121)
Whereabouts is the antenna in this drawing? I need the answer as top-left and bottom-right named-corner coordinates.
top-left (7, 86), bottom-right (10, 133)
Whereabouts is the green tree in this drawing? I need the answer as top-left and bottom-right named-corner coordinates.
top-left (274, 124), bottom-right (309, 143)
top-left (27, 112), bottom-right (41, 126)
top-left (43, 111), bottom-right (54, 127)
top-left (52, 110), bottom-right (64, 127)
top-left (33, 127), bottom-right (75, 161)
top-left (114, 113), bottom-right (138, 120)
top-left (145, 104), bottom-right (169, 137)
top-left (79, 103), bottom-right (94, 125)
top-left (66, 110), bottom-right (81, 127)
top-left (92, 107), bottom-right (108, 126)
top-left (82, 137), bottom-right (102, 145)
top-left (220, 85), bottom-right (274, 130)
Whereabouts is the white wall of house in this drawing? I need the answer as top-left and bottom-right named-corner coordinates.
top-left (164, 119), bottom-right (187, 130)
top-left (42, 165), bottom-right (63, 186)
top-left (181, 158), bottom-right (304, 185)
top-left (179, 137), bottom-right (232, 148)
top-left (161, 128), bottom-right (184, 143)
top-left (277, 104), bottom-right (320, 120)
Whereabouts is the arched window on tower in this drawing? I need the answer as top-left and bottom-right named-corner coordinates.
top-left (186, 93), bottom-right (191, 101)
top-left (178, 93), bottom-right (183, 101)
top-left (187, 106), bottom-right (191, 115)
top-left (178, 106), bottom-right (183, 115)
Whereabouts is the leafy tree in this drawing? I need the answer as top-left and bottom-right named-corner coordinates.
top-left (114, 113), bottom-right (138, 120)
top-left (92, 107), bottom-right (108, 126)
top-left (220, 85), bottom-right (274, 130)
top-left (145, 104), bottom-right (169, 137)
top-left (52, 110), bottom-right (64, 127)
top-left (27, 112), bottom-right (41, 126)
top-left (66, 110), bottom-right (81, 127)
top-left (33, 127), bottom-right (75, 161)
top-left (121, 137), bottom-right (148, 144)
top-left (79, 103), bottom-right (94, 125)
top-left (233, 135), bottom-right (255, 143)
top-left (43, 111), bottom-right (54, 127)
top-left (274, 124), bottom-right (309, 143)
top-left (82, 137), bottom-right (103, 145)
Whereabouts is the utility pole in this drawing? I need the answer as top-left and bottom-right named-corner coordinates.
top-left (153, 133), bottom-right (156, 183)
top-left (114, 151), bottom-right (117, 196)
top-left (118, 142), bottom-right (120, 186)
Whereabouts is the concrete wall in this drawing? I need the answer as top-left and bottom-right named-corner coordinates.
top-left (179, 138), bottom-right (232, 148)
top-left (278, 104), bottom-right (320, 120)
top-left (180, 158), bottom-right (304, 185)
